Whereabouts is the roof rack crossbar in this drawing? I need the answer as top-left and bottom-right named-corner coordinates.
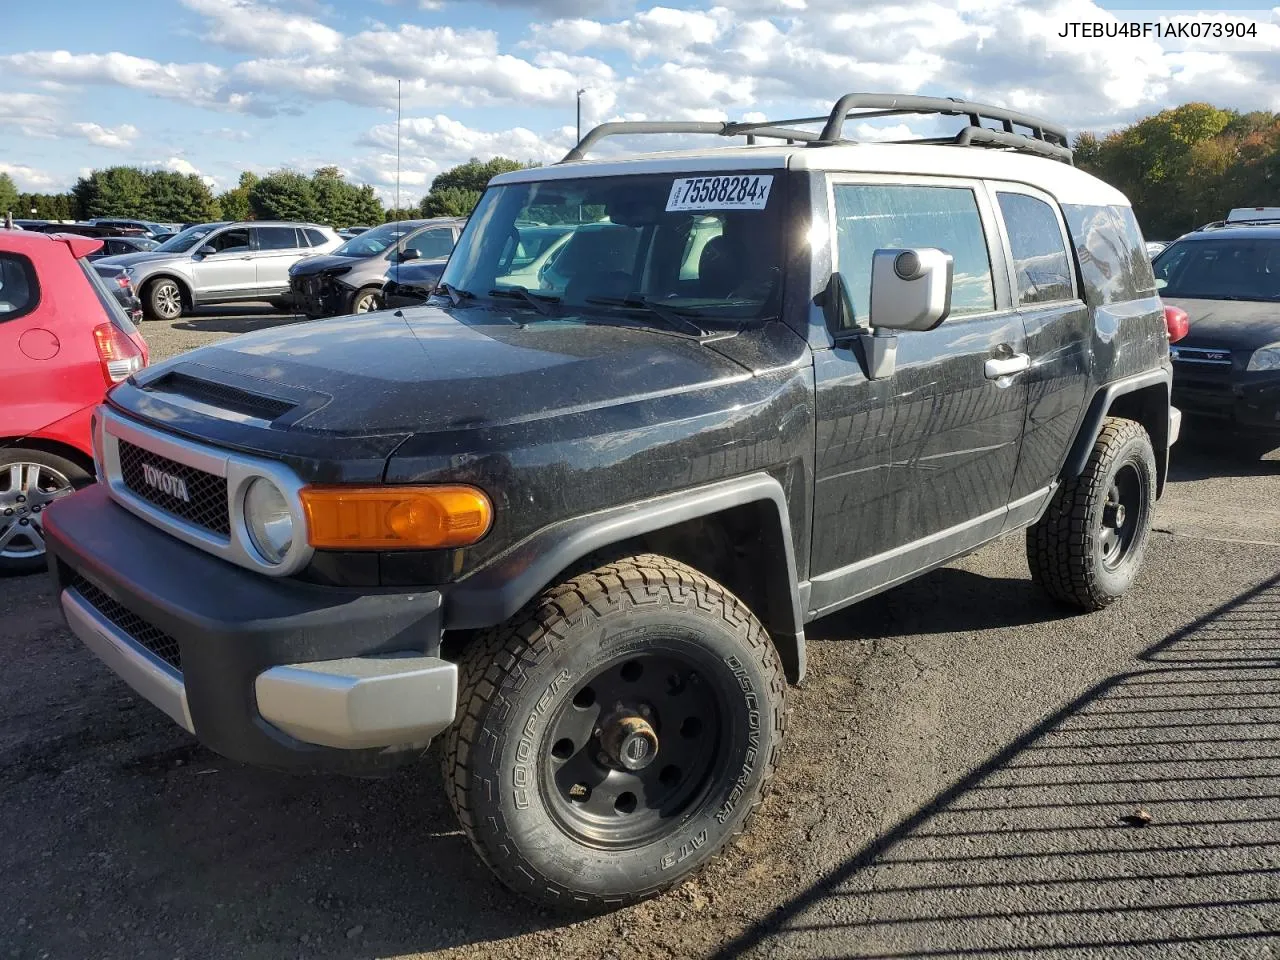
top-left (560, 120), bottom-right (820, 162)
top-left (818, 93), bottom-right (1068, 145)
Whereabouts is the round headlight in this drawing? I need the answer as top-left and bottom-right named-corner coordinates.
top-left (244, 477), bottom-right (294, 565)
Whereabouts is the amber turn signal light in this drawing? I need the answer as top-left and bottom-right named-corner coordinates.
top-left (300, 485), bottom-right (493, 550)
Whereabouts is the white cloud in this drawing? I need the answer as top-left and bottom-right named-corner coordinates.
top-left (0, 50), bottom-right (254, 113)
top-left (180, 0), bottom-right (344, 56)
top-left (0, 162), bottom-right (61, 191)
top-left (69, 122), bottom-right (139, 148)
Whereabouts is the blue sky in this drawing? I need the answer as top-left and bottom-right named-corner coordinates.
top-left (2, 0), bottom-right (1277, 205)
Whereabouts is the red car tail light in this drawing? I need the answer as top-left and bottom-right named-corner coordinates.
top-left (93, 322), bottom-right (145, 383)
top-left (1163, 304), bottom-right (1190, 343)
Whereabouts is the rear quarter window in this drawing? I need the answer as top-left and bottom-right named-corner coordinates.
top-left (0, 252), bottom-right (39, 322)
top-left (1062, 204), bottom-right (1156, 306)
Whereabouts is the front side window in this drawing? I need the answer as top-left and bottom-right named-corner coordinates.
top-left (1154, 237), bottom-right (1280, 301)
top-left (403, 227), bottom-right (455, 261)
top-left (254, 226), bottom-right (298, 251)
top-left (0, 253), bottom-right (38, 320)
top-left (206, 228), bottom-right (250, 254)
top-left (833, 183), bottom-right (995, 327)
top-left (997, 192), bottom-right (1075, 305)
top-left (440, 171), bottom-right (785, 320)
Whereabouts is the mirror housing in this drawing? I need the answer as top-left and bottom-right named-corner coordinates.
top-left (400, 246), bottom-right (425, 262)
top-left (197, 244), bottom-right (216, 257)
top-left (869, 247), bottom-right (954, 332)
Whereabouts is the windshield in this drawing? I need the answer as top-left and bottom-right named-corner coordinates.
top-left (439, 172), bottom-right (786, 320)
top-left (1155, 236), bottom-right (1280, 301)
top-left (155, 223), bottom-right (221, 253)
top-left (333, 222), bottom-right (421, 258)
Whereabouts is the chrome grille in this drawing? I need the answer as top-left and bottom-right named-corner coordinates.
top-left (117, 439), bottom-right (230, 536)
top-left (70, 574), bottom-right (182, 672)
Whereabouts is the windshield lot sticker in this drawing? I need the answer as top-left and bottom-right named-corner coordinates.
top-left (667, 175), bottom-right (773, 211)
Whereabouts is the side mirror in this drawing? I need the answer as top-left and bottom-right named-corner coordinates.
top-left (868, 248), bottom-right (953, 332)
top-left (400, 246), bottom-right (425, 262)
top-left (197, 244), bottom-right (216, 256)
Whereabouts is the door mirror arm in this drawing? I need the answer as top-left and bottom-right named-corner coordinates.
top-left (825, 272), bottom-right (899, 381)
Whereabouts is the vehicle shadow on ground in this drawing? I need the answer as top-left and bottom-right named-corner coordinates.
top-left (1170, 433), bottom-right (1278, 481)
top-left (807, 568), bottom-right (1077, 641)
top-left (172, 304), bottom-right (308, 335)
top-left (715, 573), bottom-right (1280, 958)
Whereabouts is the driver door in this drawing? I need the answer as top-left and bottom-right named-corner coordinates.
top-left (190, 227), bottom-right (254, 298)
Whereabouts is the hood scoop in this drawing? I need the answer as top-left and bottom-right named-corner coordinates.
top-left (137, 362), bottom-right (327, 427)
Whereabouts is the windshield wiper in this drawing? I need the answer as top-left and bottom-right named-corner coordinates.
top-left (488, 286), bottom-right (560, 317)
top-left (436, 282), bottom-right (475, 307)
top-left (583, 295), bottom-right (706, 336)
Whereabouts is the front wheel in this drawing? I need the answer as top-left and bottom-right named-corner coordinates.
top-left (351, 286), bottom-right (382, 314)
top-left (1027, 417), bottom-right (1156, 610)
top-left (443, 554), bottom-right (786, 912)
top-left (0, 450), bottom-right (91, 576)
top-left (144, 278), bottom-right (183, 321)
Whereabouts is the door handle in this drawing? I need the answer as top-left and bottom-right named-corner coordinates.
top-left (240, 256), bottom-right (253, 260)
top-left (985, 353), bottom-right (1030, 379)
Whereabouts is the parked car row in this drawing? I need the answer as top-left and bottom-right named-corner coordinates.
top-left (95, 221), bottom-right (343, 320)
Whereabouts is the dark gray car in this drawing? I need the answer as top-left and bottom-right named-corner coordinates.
top-left (288, 218), bottom-right (463, 317)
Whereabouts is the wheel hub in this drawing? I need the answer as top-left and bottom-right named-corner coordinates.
top-left (600, 711), bottom-right (660, 771)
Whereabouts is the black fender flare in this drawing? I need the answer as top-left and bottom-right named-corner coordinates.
top-left (443, 473), bottom-right (808, 682)
top-left (1063, 368), bottom-right (1172, 493)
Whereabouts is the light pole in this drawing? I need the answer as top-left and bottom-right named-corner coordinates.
top-left (577, 88), bottom-right (586, 143)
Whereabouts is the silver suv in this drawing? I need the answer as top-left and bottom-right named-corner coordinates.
top-left (97, 221), bottom-right (342, 321)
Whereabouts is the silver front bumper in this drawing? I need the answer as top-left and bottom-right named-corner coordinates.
top-left (62, 586), bottom-right (458, 751)
top-left (62, 588), bottom-right (195, 732)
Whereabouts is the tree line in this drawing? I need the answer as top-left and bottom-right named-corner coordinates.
top-left (6, 104), bottom-right (1275, 237)
top-left (1073, 103), bottom-right (1278, 238)
top-left (1, 157), bottom-right (532, 228)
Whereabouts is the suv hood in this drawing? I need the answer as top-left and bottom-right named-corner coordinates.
top-left (290, 253), bottom-right (369, 277)
top-left (1166, 297), bottom-right (1280, 348)
top-left (115, 303), bottom-right (749, 457)
top-left (96, 250), bottom-right (187, 269)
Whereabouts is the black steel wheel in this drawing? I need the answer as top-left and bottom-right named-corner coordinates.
top-left (443, 554), bottom-right (786, 912)
top-left (1027, 416), bottom-right (1156, 610)
top-left (541, 651), bottom-right (724, 850)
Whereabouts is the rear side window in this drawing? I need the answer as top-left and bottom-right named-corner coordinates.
top-left (1062, 204), bottom-right (1156, 306)
top-left (997, 193), bottom-right (1075, 305)
top-left (304, 228), bottom-right (328, 246)
top-left (833, 183), bottom-right (995, 327)
top-left (79, 261), bottom-right (140, 337)
top-left (0, 253), bottom-right (38, 321)
top-left (255, 226), bottom-right (299, 251)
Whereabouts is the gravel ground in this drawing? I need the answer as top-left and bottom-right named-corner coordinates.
top-left (2, 307), bottom-right (1278, 959)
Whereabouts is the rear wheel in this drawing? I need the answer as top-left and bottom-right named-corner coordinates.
top-left (443, 554), bottom-right (786, 912)
top-left (0, 450), bottom-right (91, 576)
top-left (1027, 417), bottom-right (1156, 610)
top-left (144, 278), bottom-right (183, 321)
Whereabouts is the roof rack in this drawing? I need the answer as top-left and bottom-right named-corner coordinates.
top-left (560, 92), bottom-right (1073, 165)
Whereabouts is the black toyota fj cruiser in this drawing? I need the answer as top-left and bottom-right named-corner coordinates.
top-left (45, 94), bottom-right (1178, 911)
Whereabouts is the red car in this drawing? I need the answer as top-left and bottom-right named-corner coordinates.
top-left (0, 230), bottom-right (149, 574)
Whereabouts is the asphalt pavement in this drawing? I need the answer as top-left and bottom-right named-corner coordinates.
top-left (1, 306), bottom-right (1277, 959)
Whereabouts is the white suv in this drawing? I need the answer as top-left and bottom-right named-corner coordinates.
top-left (96, 221), bottom-right (342, 321)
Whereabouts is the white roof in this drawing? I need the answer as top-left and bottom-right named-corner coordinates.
top-left (1226, 207), bottom-right (1280, 223)
top-left (492, 142), bottom-right (1127, 208)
